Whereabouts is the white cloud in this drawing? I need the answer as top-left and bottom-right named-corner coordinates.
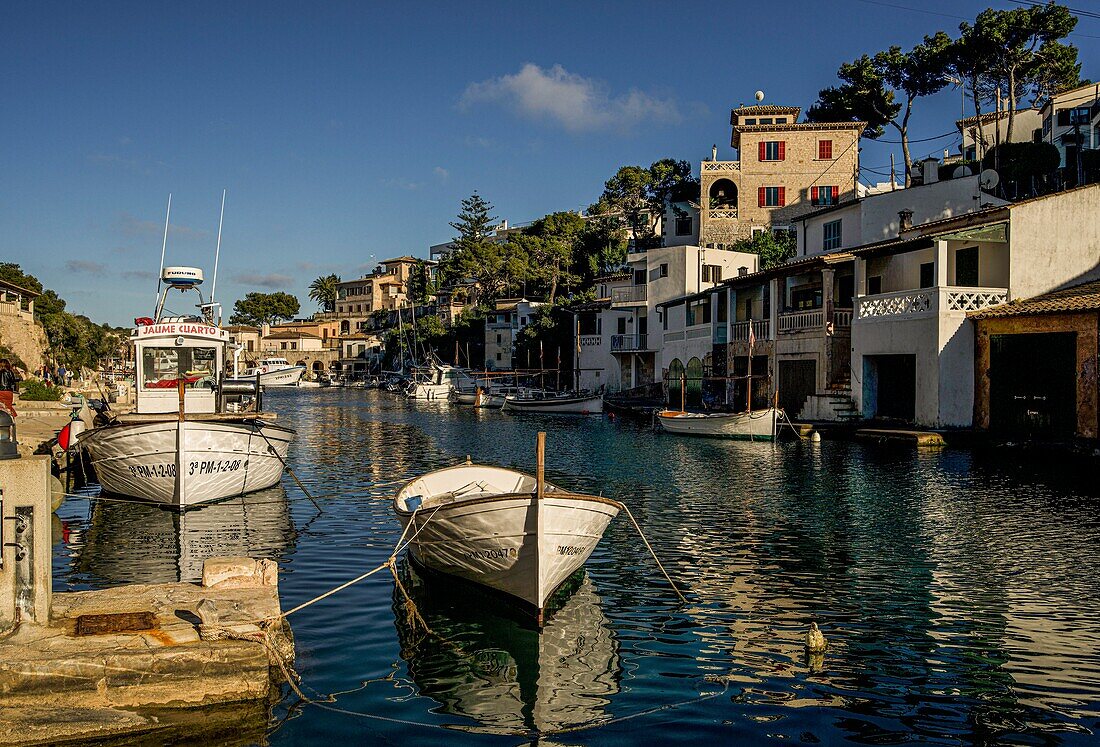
top-left (113, 212), bottom-right (210, 241)
top-left (66, 259), bottom-right (106, 274)
top-left (433, 166), bottom-right (449, 180)
top-left (460, 63), bottom-right (681, 132)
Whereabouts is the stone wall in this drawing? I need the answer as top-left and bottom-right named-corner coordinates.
top-left (0, 313), bottom-right (48, 373)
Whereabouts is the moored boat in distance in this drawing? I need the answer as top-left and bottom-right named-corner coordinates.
top-left (656, 407), bottom-right (781, 440)
top-left (393, 433), bottom-right (620, 624)
top-left (79, 262), bottom-right (296, 509)
top-left (227, 357), bottom-right (305, 387)
top-left (502, 391), bottom-right (604, 414)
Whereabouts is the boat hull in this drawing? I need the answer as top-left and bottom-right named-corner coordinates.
top-left (79, 418), bottom-right (295, 508)
top-left (451, 390), bottom-right (478, 405)
top-left (502, 395), bottom-right (603, 414)
top-left (657, 407), bottom-right (779, 440)
top-left (227, 366), bottom-right (305, 387)
top-left (408, 382), bottom-right (452, 400)
top-left (396, 492), bottom-right (619, 614)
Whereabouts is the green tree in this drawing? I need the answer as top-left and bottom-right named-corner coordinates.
top-left (809, 34), bottom-right (952, 186)
top-left (406, 260), bottom-right (434, 305)
top-left (229, 292), bottom-right (300, 326)
top-left (440, 192), bottom-right (507, 304)
top-left (964, 4), bottom-right (1079, 140)
top-left (599, 159), bottom-right (696, 250)
top-left (307, 274), bottom-right (340, 312)
top-left (731, 231), bottom-right (796, 270)
top-left (0, 263), bottom-right (44, 294)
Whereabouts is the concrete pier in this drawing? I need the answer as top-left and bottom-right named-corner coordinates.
top-left (0, 457), bottom-right (293, 745)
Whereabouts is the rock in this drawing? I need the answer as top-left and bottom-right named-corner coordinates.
top-left (806, 621), bottom-right (827, 653)
top-left (201, 557), bottom-right (278, 589)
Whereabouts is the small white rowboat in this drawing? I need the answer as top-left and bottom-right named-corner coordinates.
top-left (656, 407), bottom-right (781, 440)
top-left (502, 393), bottom-right (603, 414)
top-left (394, 444), bottom-right (619, 623)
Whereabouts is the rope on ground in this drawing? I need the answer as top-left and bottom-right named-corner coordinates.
top-left (616, 502), bottom-right (687, 603)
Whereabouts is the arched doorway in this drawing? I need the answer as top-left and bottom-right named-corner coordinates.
top-left (667, 358), bottom-right (684, 409)
top-left (686, 357), bottom-right (703, 408)
top-left (340, 320), bottom-right (350, 335)
top-left (709, 179), bottom-right (738, 208)
top-left (312, 360), bottom-right (325, 372)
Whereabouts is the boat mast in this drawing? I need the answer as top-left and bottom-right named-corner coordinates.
top-left (155, 193), bottom-right (172, 315)
top-left (210, 189), bottom-right (226, 324)
top-left (746, 339), bottom-right (753, 413)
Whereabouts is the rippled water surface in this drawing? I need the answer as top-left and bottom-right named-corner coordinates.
top-left (53, 389), bottom-right (1100, 745)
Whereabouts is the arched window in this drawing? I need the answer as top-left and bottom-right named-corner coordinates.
top-left (709, 179), bottom-right (738, 208)
top-left (686, 357), bottom-right (704, 408)
top-left (667, 358), bottom-right (684, 409)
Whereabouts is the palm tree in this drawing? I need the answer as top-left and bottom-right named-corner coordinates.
top-left (308, 274), bottom-right (340, 313)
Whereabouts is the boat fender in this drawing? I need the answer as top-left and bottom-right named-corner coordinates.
top-left (806, 622), bottom-right (827, 653)
top-left (406, 495), bottom-right (423, 511)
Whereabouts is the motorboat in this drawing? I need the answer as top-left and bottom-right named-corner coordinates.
top-left (393, 434), bottom-right (620, 624)
top-left (79, 266), bottom-right (296, 509)
top-left (656, 407), bottom-right (781, 440)
top-left (228, 357), bottom-right (305, 387)
top-left (407, 363), bottom-right (475, 401)
top-left (502, 391), bottom-right (603, 414)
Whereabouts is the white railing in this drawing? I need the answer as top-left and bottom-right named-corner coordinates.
top-left (701, 161), bottom-right (740, 172)
top-left (0, 300), bottom-right (32, 320)
top-left (857, 287), bottom-right (1008, 321)
top-left (611, 285), bottom-right (647, 306)
top-left (779, 309), bottom-right (824, 333)
top-left (834, 309), bottom-right (853, 327)
top-left (709, 208), bottom-right (738, 219)
top-left (944, 287), bottom-right (1009, 312)
top-left (579, 335), bottom-right (603, 347)
top-left (730, 319), bottom-right (770, 342)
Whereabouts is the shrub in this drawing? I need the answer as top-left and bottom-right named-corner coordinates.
top-left (982, 142), bottom-right (1061, 185)
top-left (19, 380), bottom-right (63, 401)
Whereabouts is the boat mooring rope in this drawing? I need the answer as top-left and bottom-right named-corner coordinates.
top-left (616, 502), bottom-right (687, 603)
top-left (254, 421), bottom-right (323, 513)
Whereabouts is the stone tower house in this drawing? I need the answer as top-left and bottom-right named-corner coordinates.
top-left (699, 104), bottom-right (865, 247)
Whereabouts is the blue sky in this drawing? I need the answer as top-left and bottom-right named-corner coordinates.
top-left (3, 0), bottom-right (1097, 326)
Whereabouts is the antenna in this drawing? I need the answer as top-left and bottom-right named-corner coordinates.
top-left (211, 189), bottom-right (226, 305)
top-left (156, 193), bottom-right (172, 305)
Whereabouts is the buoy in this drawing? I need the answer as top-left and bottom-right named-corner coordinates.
top-left (811, 431), bottom-right (822, 443)
top-left (806, 622), bottom-right (827, 653)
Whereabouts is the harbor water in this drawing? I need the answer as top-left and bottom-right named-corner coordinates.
top-left (53, 390), bottom-right (1100, 745)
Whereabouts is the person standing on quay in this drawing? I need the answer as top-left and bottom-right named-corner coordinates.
top-left (0, 359), bottom-right (21, 416)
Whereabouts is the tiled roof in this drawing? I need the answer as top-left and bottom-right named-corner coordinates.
top-left (732, 104), bottom-right (801, 113)
top-left (970, 278), bottom-right (1100, 319)
top-left (264, 330), bottom-right (321, 339)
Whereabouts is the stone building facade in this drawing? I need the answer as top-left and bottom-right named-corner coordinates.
top-left (700, 104), bottom-right (864, 247)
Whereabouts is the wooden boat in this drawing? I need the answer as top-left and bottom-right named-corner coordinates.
top-left (79, 265), bottom-right (296, 509)
top-left (656, 407), bottom-right (781, 440)
top-left (393, 434), bottom-right (620, 623)
top-left (502, 392), bottom-right (603, 414)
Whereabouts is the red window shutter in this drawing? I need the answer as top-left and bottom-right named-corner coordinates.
top-left (831, 186), bottom-right (839, 201)
top-left (811, 186), bottom-right (819, 203)
top-left (778, 141), bottom-right (786, 160)
top-left (758, 187), bottom-right (766, 207)
top-left (758, 141), bottom-right (766, 161)
top-left (778, 187), bottom-right (785, 206)
top-left (819, 140), bottom-right (832, 159)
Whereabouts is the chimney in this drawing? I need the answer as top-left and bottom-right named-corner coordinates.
top-left (898, 209), bottom-right (914, 232)
top-left (922, 157), bottom-right (940, 184)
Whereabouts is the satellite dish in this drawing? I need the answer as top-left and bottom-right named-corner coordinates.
top-left (754, 90), bottom-right (765, 102)
top-left (952, 165), bottom-right (972, 179)
top-left (979, 169), bottom-right (1000, 190)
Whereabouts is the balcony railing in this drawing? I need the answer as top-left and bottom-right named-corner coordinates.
top-left (730, 319), bottom-right (770, 342)
top-left (611, 285), bottom-right (647, 307)
top-left (579, 334), bottom-right (603, 348)
top-left (701, 161), bottom-right (740, 172)
top-left (777, 308), bottom-right (854, 334)
top-left (857, 286), bottom-right (1008, 321)
top-left (708, 208), bottom-right (738, 219)
top-left (611, 334), bottom-right (652, 352)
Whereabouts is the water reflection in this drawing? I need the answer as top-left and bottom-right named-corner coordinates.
top-left (392, 562), bottom-right (620, 736)
top-left (74, 485), bottom-right (296, 584)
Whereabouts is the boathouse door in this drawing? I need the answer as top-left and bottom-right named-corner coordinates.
top-left (989, 332), bottom-right (1076, 437)
top-left (778, 360), bottom-right (816, 418)
top-left (863, 354), bottom-right (916, 421)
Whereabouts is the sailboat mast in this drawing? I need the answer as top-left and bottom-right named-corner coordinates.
top-left (156, 193), bottom-right (172, 309)
top-left (211, 189), bottom-right (226, 316)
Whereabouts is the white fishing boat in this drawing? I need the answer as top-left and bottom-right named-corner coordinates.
top-left (407, 363), bottom-right (475, 400)
top-left (502, 392), bottom-right (603, 414)
top-left (394, 434), bottom-right (620, 623)
top-left (79, 261), bottom-right (296, 509)
top-left (450, 388), bottom-right (479, 405)
top-left (228, 357), bottom-right (305, 387)
top-left (656, 407), bottom-right (781, 440)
